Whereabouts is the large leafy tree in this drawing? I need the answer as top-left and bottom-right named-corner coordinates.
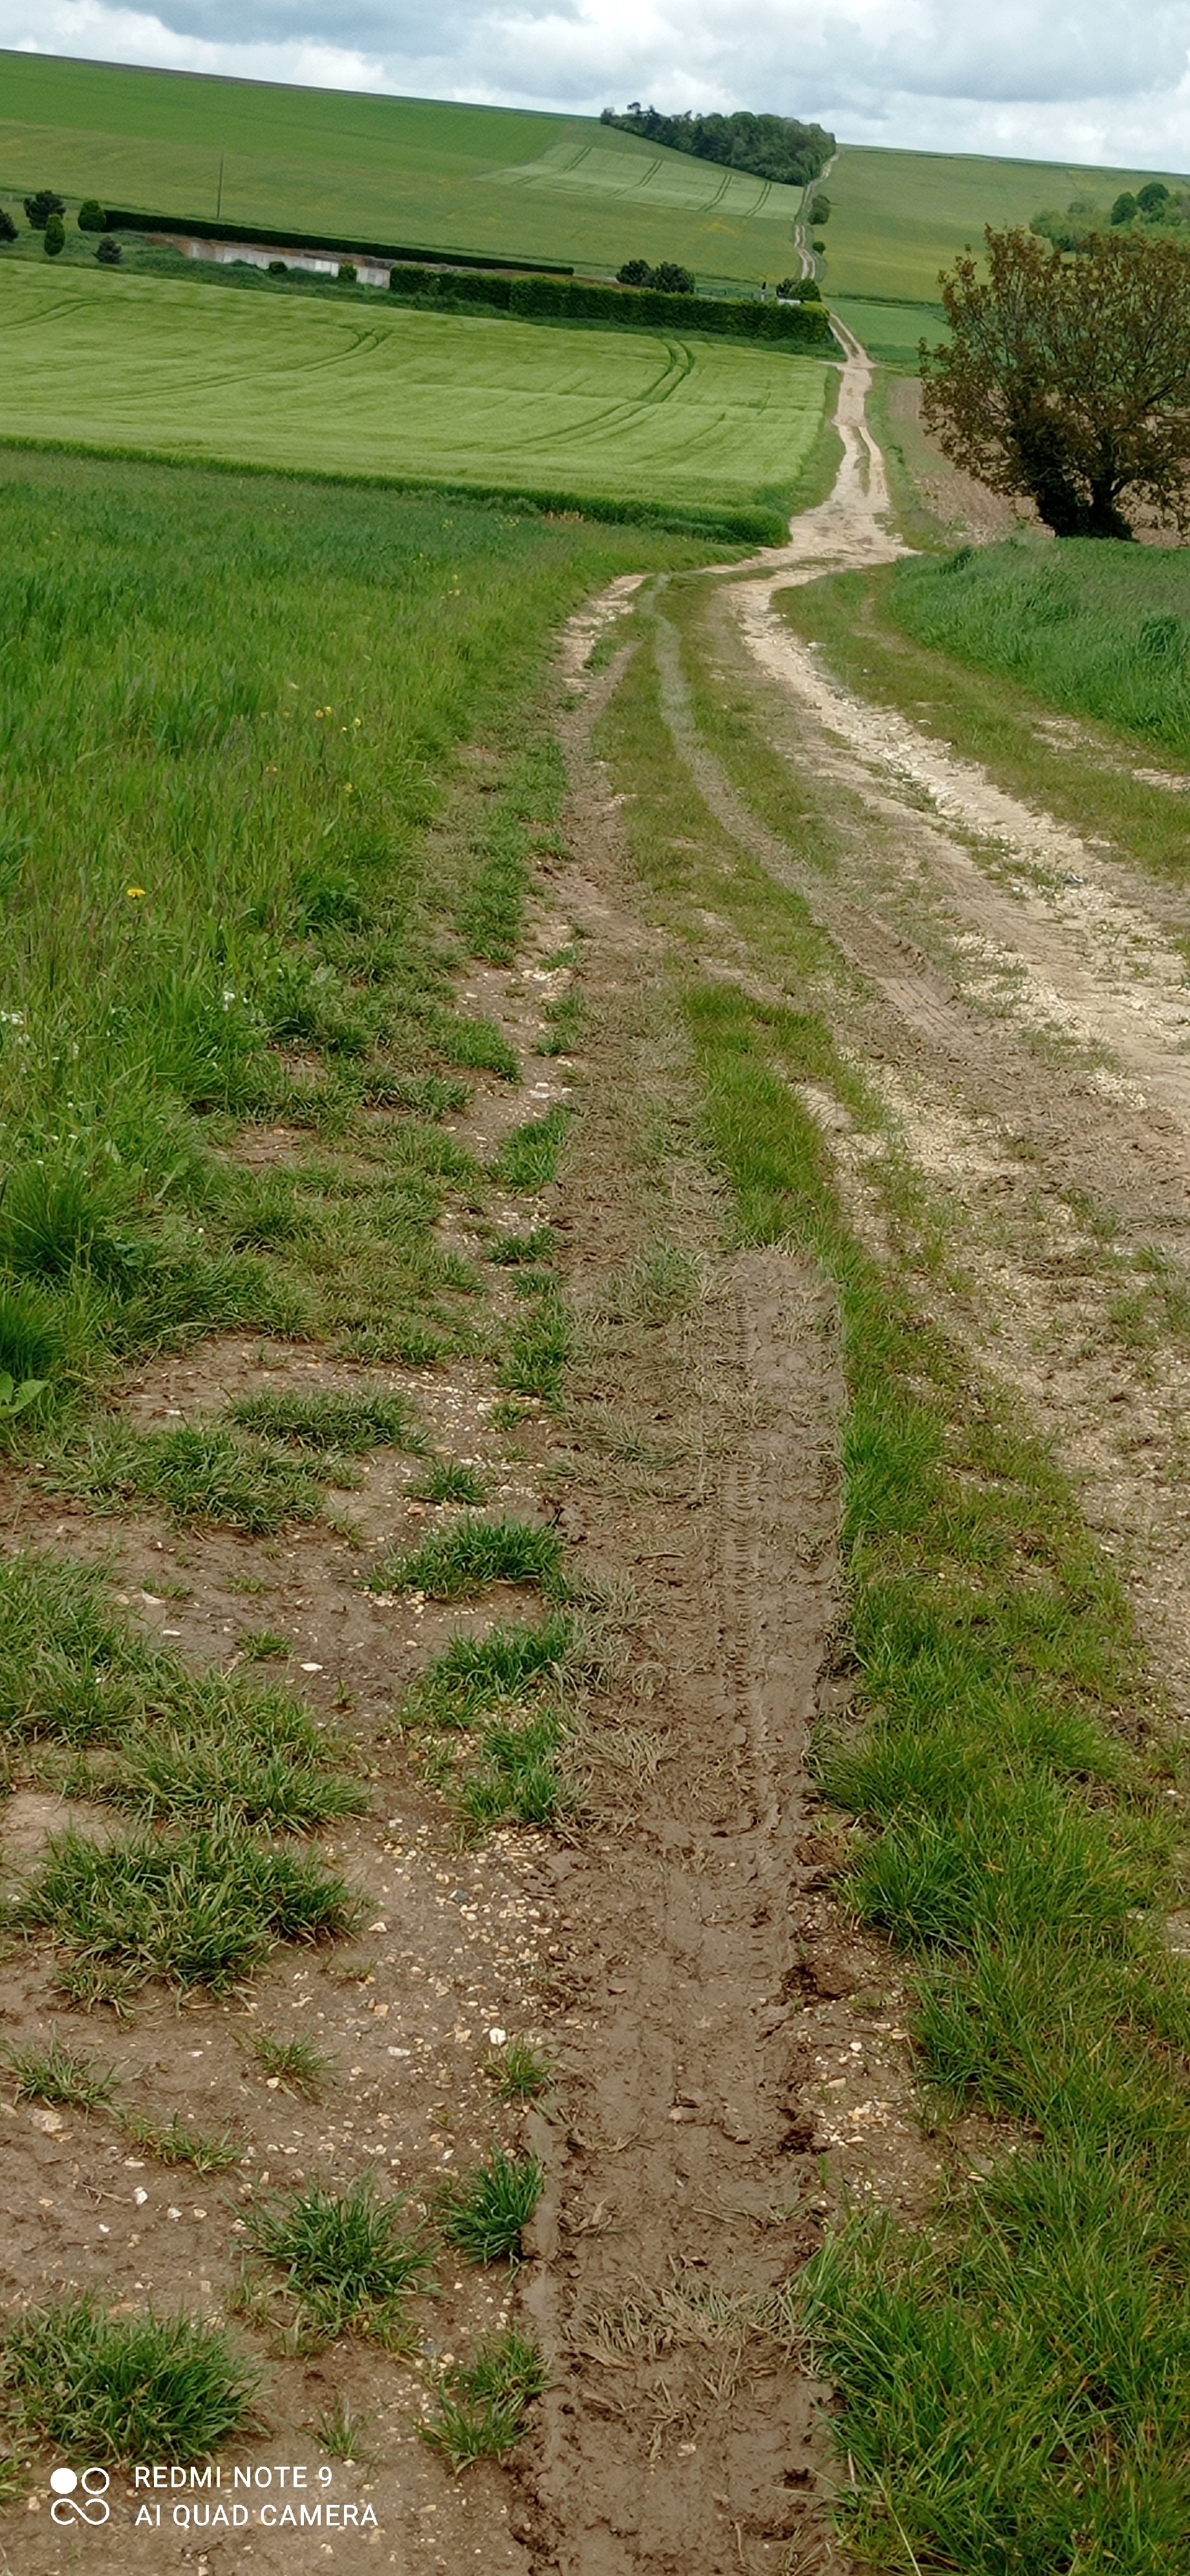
top-left (920, 226), bottom-right (1190, 538)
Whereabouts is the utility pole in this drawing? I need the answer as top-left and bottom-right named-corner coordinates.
top-left (216, 149), bottom-right (225, 222)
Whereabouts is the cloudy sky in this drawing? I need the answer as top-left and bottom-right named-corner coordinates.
top-left (3, 0), bottom-right (1189, 172)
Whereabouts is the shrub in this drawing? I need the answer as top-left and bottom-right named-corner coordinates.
top-left (43, 216), bottom-right (65, 259)
top-left (1139, 180), bottom-right (1171, 219)
top-left (338, 261), bottom-right (357, 283)
top-left (78, 199), bottom-right (105, 231)
top-left (614, 258), bottom-right (693, 294)
top-left (1111, 191), bottom-right (1138, 226)
top-left (24, 190), bottom-right (64, 230)
top-left (268, 259), bottom-right (287, 275)
top-left (96, 237), bottom-right (121, 267)
top-left (0, 209), bottom-right (16, 245)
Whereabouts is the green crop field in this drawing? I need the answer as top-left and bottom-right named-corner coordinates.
top-left (823, 144), bottom-right (1189, 304)
top-left (0, 49), bottom-right (808, 290)
top-left (0, 260), bottom-right (830, 520)
top-left (825, 295), bottom-right (945, 368)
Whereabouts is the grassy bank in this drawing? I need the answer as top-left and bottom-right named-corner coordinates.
top-left (891, 535), bottom-right (1190, 758)
top-left (0, 445), bottom-right (709, 1408)
top-left (823, 145), bottom-right (1182, 303)
top-left (597, 584), bottom-right (1190, 2573)
top-left (0, 262), bottom-right (827, 524)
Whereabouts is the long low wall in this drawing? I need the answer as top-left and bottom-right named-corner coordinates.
top-left (102, 208), bottom-right (572, 277)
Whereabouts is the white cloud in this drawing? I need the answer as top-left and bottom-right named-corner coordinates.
top-left (1, 0), bottom-right (1189, 171)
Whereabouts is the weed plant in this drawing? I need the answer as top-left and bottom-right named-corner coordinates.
top-left (405, 1615), bottom-right (578, 1832)
top-left (56, 1422), bottom-right (325, 1532)
top-left (421, 2328), bottom-right (547, 2465)
top-left (245, 2175), bottom-right (434, 2342)
top-left (370, 1515), bottom-right (565, 1600)
top-left (2, 2297), bottom-right (259, 2461)
top-left (437, 2149), bottom-right (544, 2263)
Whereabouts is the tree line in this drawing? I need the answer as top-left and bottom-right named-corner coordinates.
top-left (599, 106), bottom-right (834, 189)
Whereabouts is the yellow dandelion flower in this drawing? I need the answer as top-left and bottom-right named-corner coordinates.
top-left (125, 886), bottom-right (146, 899)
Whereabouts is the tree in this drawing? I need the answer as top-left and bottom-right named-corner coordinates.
top-left (78, 199), bottom-right (105, 231)
top-left (651, 261), bottom-right (694, 294)
top-left (920, 226), bottom-right (1190, 538)
top-left (0, 208), bottom-right (16, 244)
top-left (1110, 191), bottom-right (1138, 226)
top-left (96, 237), bottom-right (121, 266)
top-left (43, 215), bottom-right (65, 259)
top-left (24, 189), bottom-right (64, 230)
top-left (616, 259), bottom-right (651, 286)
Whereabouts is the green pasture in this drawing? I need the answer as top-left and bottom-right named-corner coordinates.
top-left (891, 535), bottom-right (1190, 758)
top-left (0, 261), bottom-right (828, 517)
top-left (0, 49), bottom-right (806, 289)
top-left (825, 143), bottom-right (1188, 301)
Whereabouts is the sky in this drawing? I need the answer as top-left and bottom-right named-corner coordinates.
top-left (3, 0), bottom-right (1190, 174)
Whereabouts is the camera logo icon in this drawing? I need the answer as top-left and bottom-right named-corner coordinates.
top-left (50, 2467), bottom-right (111, 2526)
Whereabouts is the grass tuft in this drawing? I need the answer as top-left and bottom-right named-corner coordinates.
top-left (9, 1824), bottom-right (361, 2001)
top-left (122, 2111), bottom-right (241, 2173)
top-left (437, 2149), bottom-right (544, 2264)
top-left (226, 1386), bottom-right (422, 1454)
top-left (494, 1104), bottom-right (571, 1192)
top-left (420, 2328), bottom-right (547, 2467)
top-left (486, 2037), bottom-right (552, 2100)
top-left (414, 1459), bottom-right (490, 1506)
top-left (3, 2296), bottom-right (259, 2462)
top-left (248, 2030), bottom-right (332, 2096)
top-left (8, 2034), bottom-right (116, 2113)
top-left (245, 2174), bottom-right (435, 2341)
top-left (369, 1515), bottom-right (565, 1602)
top-left (56, 1423), bottom-right (323, 1533)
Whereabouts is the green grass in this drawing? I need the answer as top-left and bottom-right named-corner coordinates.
top-left (823, 144), bottom-right (1187, 303)
top-left (1, 2295), bottom-right (259, 2462)
top-left (594, 589), bottom-right (1190, 2566)
top-left (401, 1613), bottom-right (583, 1832)
top-left (123, 2110), bottom-right (240, 2173)
top-left (56, 1422), bottom-right (325, 1532)
top-left (248, 2030), bottom-right (332, 2096)
top-left (676, 980), bottom-right (1190, 2575)
top-left (8, 2034), bottom-right (116, 2112)
top-left (369, 1516), bottom-right (565, 1601)
top-left (0, 442), bottom-right (709, 1404)
top-left (9, 1823), bottom-right (361, 2004)
top-left (415, 1459), bottom-right (491, 1505)
top-left (0, 53), bottom-right (814, 288)
top-left (420, 2328), bottom-right (547, 2466)
top-left (891, 535), bottom-right (1190, 759)
top-left (487, 2038), bottom-right (553, 2101)
top-left (827, 295), bottom-right (946, 369)
top-left (244, 2175), bottom-right (435, 2342)
top-left (437, 2149), bottom-right (545, 2263)
top-left (0, 1548), bottom-right (360, 1831)
top-left (0, 264), bottom-right (828, 526)
top-left (495, 1104), bottom-right (572, 1191)
top-left (226, 1386), bottom-right (422, 1453)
